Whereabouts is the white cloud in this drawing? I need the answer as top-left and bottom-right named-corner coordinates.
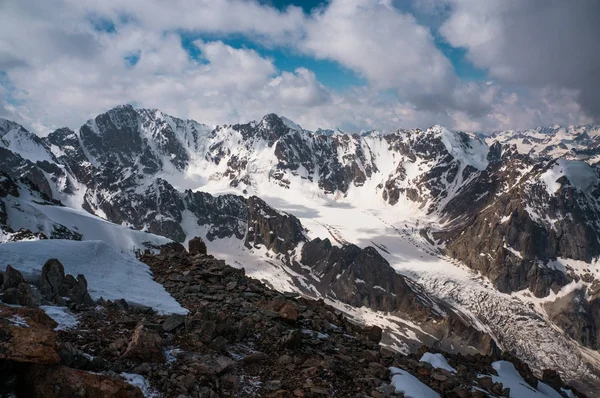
top-left (303, 0), bottom-right (454, 96)
top-left (0, 0), bottom-right (596, 135)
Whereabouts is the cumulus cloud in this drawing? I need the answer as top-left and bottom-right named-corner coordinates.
top-left (0, 0), bottom-right (597, 134)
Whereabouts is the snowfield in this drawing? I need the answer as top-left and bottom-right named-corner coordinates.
top-left (0, 240), bottom-right (186, 314)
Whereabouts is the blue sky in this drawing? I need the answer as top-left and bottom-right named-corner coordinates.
top-left (0, 0), bottom-right (598, 134)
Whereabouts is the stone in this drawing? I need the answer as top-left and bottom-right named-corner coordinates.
top-left (192, 355), bottom-right (235, 375)
top-left (1, 265), bottom-right (25, 291)
top-left (162, 314), bottom-right (186, 332)
top-left (263, 380), bottom-right (282, 391)
top-left (279, 302), bottom-right (299, 322)
top-left (189, 236), bottom-right (207, 255)
top-left (122, 325), bottom-right (165, 363)
top-left (367, 362), bottom-right (390, 379)
top-left (1, 283), bottom-right (42, 307)
top-left (38, 259), bottom-right (93, 306)
top-left (24, 364), bottom-right (144, 397)
top-left (281, 329), bottom-right (302, 348)
top-left (39, 258), bottom-right (65, 301)
top-left (278, 354), bottom-right (293, 365)
top-left (0, 304), bottom-right (60, 364)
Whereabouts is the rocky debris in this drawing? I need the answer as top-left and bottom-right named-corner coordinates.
top-left (0, 249), bottom-right (585, 397)
top-left (189, 236), bottom-right (207, 255)
top-left (122, 324), bottom-right (165, 363)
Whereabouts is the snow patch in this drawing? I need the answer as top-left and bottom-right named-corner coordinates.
top-left (40, 305), bottom-right (79, 330)
top-left (389, 367), bottom-right (440, 398)
top-left (540, 159), bottom-right (597, 194)
top-left (419, 352), bottom-right (456, 373)
top-left (120, 373), bottom-right (160, 397)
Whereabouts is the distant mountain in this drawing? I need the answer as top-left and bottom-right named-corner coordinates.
top-left (2, 105), bottom-right (600, 392)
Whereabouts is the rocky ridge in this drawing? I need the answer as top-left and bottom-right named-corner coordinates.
top-left (0, 245), bottom-right (586, 397)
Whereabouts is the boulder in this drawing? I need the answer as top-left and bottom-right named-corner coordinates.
top-left (159, 241), bottom-right (186, 255)
top-left (162, 314), bottom-right (185, 332)
top-left (1, 265), bottom-right (25, 291)
top-left (122, 324), bottom-right (165, 363)
top-left (0, 304), bottom-right (60, 364)
top-left (39, 258), bottom-right (65, 302)
top-left (279, 302), bottom-right (299, 322)
top-left (189, 236), bottom-right (207, 255)
top-left (62, 273), bottom-right (94, 306)
top-left (23, 364), bottom-right (144, 397)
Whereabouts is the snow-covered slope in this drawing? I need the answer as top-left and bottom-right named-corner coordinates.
top-left (487, 124), bottom-right (600, 163)
top-left (0, 240), bottom-right (186, 314)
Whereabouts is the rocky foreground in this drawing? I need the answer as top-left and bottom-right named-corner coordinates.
top-left (0, 242), bottom-right (588, 397)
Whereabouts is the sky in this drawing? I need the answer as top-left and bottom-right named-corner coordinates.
top-left (0, 0), bottom-right (599, 134)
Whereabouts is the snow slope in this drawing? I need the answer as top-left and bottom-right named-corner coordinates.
top-left (389, 366), bottom-right (439, 398)
top-left (487, 361), bottom-right (564, 398)
top-left (2, 193), bottom-right (171, 253)
top-left (0, 240), bottom-right (186, 314)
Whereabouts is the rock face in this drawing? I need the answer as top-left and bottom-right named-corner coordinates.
top-left (544, 286), bottom-right (600, 350)
top-left (2, 108), bottom-right (599, 302)
top-left (295, 238), bottom-right (499, 356)
top-left (245, 196), bottom-right (306, 254)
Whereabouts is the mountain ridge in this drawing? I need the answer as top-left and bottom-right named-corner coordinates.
top-left (2, 105), bottom-right (600, 391)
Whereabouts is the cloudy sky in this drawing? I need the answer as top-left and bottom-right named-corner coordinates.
top-left (0, 0), bottom-right (599, 134)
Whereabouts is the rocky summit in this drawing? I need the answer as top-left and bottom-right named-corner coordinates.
top-left (0, 248), bottom-right (587, 397)
top-left (1, 107), bottom-right (600, 395)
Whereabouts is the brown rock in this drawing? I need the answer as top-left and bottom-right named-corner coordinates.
top-left (279, 302), bottom-right (299, 322)
top-left (0, 304), bottom-right (60, 364)
top-left (24, 364), bottom-right (143, 397)
top-left (122, 325), bottom-right (165, 363)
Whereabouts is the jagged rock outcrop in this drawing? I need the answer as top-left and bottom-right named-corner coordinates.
top-left (245, 196), bottom-right (306, 254)
top-left (39, 259), bottom-right (94, 306)
top-left (296, 238), bottom-right (499, 356)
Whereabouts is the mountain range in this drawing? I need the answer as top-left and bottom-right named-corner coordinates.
top-left (2, 105), bottom-right (600, 392)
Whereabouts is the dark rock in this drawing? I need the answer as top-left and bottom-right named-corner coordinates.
top-left (162, 314), bottom-right (186, 332)
top-left (189, 236), bottom-right (207, 255)
top-left (1, 265), bottom-right (25, 291)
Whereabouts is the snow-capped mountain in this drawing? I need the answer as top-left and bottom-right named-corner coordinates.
top-left (2, 105), bottom-right (600, 391)
top-left (487, 124), bottom-right (600, 164)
